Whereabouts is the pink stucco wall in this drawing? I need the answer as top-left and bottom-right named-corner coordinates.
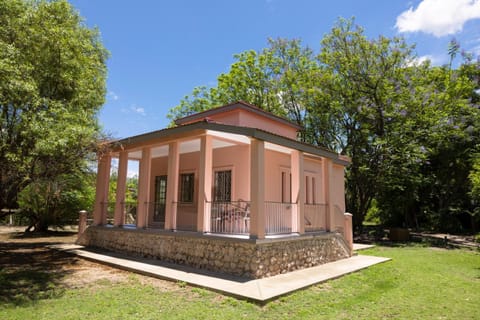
top-left (304, 158), bottom-right (325, 204)
top-left (237, 111), bottom-right (298, 140)
top-left (204, 110), bottom-right (240, 126)
top-left (149, 153), bottom-right (199, 230)
top-left (264, 150), bottom-right (326, 205)
top-left (148, 144), bottom-right (251, 229)
top-left (145, 140), bottom-right (344, 232)
top-left (264, 150), bottom-right (290, 202)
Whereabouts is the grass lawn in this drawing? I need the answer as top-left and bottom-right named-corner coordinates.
top-left (1, 240), bottom-right (479, 319)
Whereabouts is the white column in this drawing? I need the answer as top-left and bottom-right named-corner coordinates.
top-left (165, 141), bottom-right (179, 231)
top-left (249, 138), bottom-right (265, 239)
top-left (197, 135), bottom-right (213, 232)
top-left (136, 148), bottom-right (151, 228)
top-left (114, 151), bottom-right (128, 227)
top-left (291, 150), bottom-right (305, 234)
top-left (93, 154), bottom-right (111, 226)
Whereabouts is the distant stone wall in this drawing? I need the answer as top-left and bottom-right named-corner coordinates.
top-left (77, 227), bottom-right (351, 279)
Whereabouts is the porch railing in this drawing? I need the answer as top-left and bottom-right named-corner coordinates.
top-left (209, 201), bottom-right (250, 235)
top-left (101, 200), bottom-right (323, 235)
top-left (265, 201), bottom-right (293, 235)
top-left (304, 203), bottom-right (327, 232)
top-left (100, 201), bottom-right (137, 226)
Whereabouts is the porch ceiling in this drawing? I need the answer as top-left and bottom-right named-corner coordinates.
top-left (111, 121), bottom-right (348, 165)
top-left (127, 133), bottom-right (241, 159)
top-left (125, 129), bottom-right (298, 160)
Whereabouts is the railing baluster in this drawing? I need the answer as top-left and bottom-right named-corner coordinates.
top-left (304, 203), bottom-right (327, 232)
top-left (264, 202), bottom-right (293, 235)
top-left (208, 201), bottom-right (250, 235)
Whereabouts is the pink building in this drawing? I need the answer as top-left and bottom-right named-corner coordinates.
top-left (79, 101), bottom-right (353, 279)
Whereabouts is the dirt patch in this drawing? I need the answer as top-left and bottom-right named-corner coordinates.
top-left (0, 226), bottom-right (178, 305)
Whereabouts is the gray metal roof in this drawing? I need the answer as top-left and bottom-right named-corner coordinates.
top-left (113, 120), bottom-right (350, 166)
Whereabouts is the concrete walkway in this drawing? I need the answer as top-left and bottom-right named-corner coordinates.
top-left (49, 244), bottom-right (390, 302)
top-left (353, 243), bottom-right (376, 251)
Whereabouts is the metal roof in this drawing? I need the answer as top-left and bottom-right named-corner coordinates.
top-left (112, 120), bottom-right (350, 166)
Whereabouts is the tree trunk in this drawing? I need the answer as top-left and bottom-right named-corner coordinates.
top-left (25, 215), bottom-right (49, 232)
top-left (35, 219), bottom-right (49, 232)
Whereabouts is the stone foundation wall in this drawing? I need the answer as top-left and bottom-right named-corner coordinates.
top-left (77, 227), bottom-right (351, 279)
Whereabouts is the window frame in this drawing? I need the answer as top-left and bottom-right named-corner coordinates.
top-left (179, 171), bottom-right (195, 204)
top-left (213, 166), bottom-right (234, 202)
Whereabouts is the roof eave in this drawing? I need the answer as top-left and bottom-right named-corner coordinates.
top-left (109, 121), bottom-right (348, 165)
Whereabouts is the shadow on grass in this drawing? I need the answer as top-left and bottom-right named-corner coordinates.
top-left (9, 230), bottom-right (78, 239)
top-left (0, 240), bottom-right (80, 306)
top-left (356, 226), bottom-right (478, 250)
top-left (370, 238), bottom-right (465, 250)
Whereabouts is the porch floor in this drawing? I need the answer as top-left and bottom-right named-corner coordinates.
top-left (48, 243), bottom-right (390, 302)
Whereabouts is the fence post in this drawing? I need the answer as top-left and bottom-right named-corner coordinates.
top-left (344, 212), bottom-right (353, 255)
top-left (78, 210), bottom-right (88, 236)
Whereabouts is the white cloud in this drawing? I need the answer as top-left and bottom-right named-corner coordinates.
top-left (408, 54), bottom-right (446, 66)
top-left (415, 55), bottom-right (434, 64)
top-left (127, 169), bottom-right (138, 178)
top-left (406, 54), bottom-right (433, 66)
top-left (396, 0), bottom-right (480, 37)
top-left (107, 91), bottom-right (119, 101)
top-left (130, 105), bottom-right (146, 116)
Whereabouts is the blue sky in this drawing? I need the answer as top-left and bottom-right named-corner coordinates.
top-left (68, 0), bottom-right (480, 139)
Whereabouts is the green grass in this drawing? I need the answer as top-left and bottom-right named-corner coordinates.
top-left (1, 245), bottom-right (479, 320)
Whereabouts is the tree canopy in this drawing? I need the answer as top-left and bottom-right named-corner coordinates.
top-left (0, 0), bottom-right (108, 230)
top-left (168, 18), bottom-right (480, 232)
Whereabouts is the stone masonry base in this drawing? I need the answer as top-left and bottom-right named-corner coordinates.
top-left (77, 226), bottom-right (351, 279)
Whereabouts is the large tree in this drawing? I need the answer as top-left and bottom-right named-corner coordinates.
top-left (0, 0), bottom-right (108, 230)
top-left (169, 18), bottom-right (480, 232)
top-left (169, 19), bottom-right (422, 230)
top-left (317, 18), bottom-right (421, 229)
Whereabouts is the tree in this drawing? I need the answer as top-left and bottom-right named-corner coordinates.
top-left (168, 19), bottom-right (421, 230)
top-left (317, 18), bottom-right (422, 229)
top-left (469, 155), bottom-right (480, 231)
top-left (168, 18), bottom-right (480, 233)
top-left (17, 172), bottom-right (95, 231)
top-left (321, 26), bottom-right (480, 231)
top-left (413, 51), bottom-right (480, 232)
top-left (0, 0), bottom-right (108, 231)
